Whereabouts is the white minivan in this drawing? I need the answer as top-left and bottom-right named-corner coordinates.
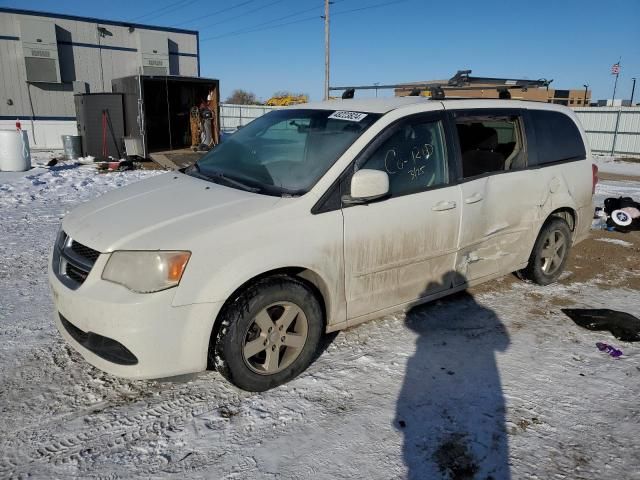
top-left (50, 98), bottom-right (596, 391)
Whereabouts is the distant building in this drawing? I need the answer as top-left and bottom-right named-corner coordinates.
top-left (0, 7), bottom-right (200, 148)
top-left (395, 81), bottom-right (591, 106)
top-left (596, 99), bottom-right (634, 107)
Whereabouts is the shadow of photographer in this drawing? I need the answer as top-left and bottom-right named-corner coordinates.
top-left (395, 271), bottom-right (510, 479)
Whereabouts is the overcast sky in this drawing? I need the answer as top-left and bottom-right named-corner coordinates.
top-left (3, 0), bottom-right (639, 102)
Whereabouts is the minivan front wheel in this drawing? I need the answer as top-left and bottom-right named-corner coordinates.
top-left (520, 217), bottom-right (572, 285)
top-left (211, 276), bottom-right (323, 391)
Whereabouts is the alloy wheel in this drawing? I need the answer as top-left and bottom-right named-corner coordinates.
top-left (242, 302), bottom-right (308, 375)
top-left (540, 229), bottom-right (567, 275)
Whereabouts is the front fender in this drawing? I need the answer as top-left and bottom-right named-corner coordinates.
top-left (172, 209), bottom-right (346, 328)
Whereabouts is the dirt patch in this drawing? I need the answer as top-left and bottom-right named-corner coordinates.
top-left (598, 172), bottom-right (640, 182)
top-left (433, 433), bottom-right (479, 480)
top-left (549, 297), bottom-right (576, 308)
top-left (469, 275), bottom-right (519, 295)
top-left (469, 229), bottom-right (639, 297)
top-left (561, 230), bottom-right (640, 289)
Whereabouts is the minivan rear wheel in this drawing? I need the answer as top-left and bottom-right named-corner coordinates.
top-left (519, 217), bottom-right (572, 286)
top-left (210, 275), bottom-right (323, 392)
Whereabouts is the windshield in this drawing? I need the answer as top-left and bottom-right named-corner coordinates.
top-left (190, 109), bottom-right (381, 195)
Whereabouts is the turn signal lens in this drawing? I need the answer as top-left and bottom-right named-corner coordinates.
top-left (167, 252), bottom-right (191, 282)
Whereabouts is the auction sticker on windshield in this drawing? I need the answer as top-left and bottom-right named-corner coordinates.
top-left (328, 111), bottom-right (368, 122)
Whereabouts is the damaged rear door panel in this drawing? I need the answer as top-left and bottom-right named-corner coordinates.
top-left (449, 108), bottom-right (542, 281)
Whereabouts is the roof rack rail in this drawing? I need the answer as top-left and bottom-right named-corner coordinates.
top-left (329, 70), bottom-right (553, 100)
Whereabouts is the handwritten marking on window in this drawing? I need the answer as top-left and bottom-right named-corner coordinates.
top-left (409, 165), bottom-right (426, 181)
top-left (383, 143), bottom-right (435, 177)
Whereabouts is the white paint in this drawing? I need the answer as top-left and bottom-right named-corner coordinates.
top-left (349, 169), bottom-right (389, 199)
top-left (0, 119), bottom-right (77, 149)
top-left (44, 99), bottom-right (595, 381)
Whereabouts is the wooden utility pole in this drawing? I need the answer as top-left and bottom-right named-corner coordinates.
top-left (324, 0), bottom-right (330, 100)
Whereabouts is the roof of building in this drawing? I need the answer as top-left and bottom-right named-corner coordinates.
top-left (0, 7), bottom-right (198, 35)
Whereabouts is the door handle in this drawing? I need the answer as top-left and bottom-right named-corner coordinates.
top-left (432, 200), bottom-right (457, 211)
top-left (464, 193), bottom-right (483, 204)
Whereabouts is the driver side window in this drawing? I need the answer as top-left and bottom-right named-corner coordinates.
top-left (359, 118), bottom-right (449, 197)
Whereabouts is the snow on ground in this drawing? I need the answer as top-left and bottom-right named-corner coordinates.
top-left (595, 238), bottom-right (634, 247)
top-left (1, 164), bottom-right (639, 479)
top-left (594, 156), bottom-right (640, 177)
top-left (594, 179), bottom-right (640, 206)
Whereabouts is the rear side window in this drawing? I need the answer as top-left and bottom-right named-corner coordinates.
top-left (530, 110), bottom-right (586, 164)
top-left (454, 113), bottom-right (526, 178)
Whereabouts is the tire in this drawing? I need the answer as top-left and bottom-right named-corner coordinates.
top-left (210, 275), bottom-right (324, 392)
top-left (519, 217), bottom-right (572, 286)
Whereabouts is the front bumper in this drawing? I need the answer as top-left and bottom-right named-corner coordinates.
top-left (49, 252), bottom-right (223, 379)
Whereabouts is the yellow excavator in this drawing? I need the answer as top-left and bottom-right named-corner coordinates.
top-left (265, 94), bottom-right (308, 106)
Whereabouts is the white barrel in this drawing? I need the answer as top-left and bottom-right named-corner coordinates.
top-left (0, 130), bottom-right (31, 172)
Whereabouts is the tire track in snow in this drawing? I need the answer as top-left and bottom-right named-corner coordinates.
top-left (0, 339), bottom-right (358, 478)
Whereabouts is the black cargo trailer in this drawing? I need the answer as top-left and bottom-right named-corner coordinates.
top-left (112, 75), bottom-right (220, 158)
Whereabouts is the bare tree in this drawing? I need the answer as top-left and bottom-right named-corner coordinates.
top-left (224, 89), bottom-right (260, 105)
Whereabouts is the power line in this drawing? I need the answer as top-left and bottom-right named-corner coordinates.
top-left (201, 13), bottom-right (318, 41)
top-left (333, 0), bottom-right (406, 17)
top-left (195, 0), bottom-right (290, 31)
top-left (200, 0), bottom-right (350, 40)
top-left (131, 0), bottom-right (200, 22)
top-left (200, 1), bottom-right (339, 41)
top-left (201, 0), bottom-right (405, 42)
top-left (172, 0), bottom-right (258, 27)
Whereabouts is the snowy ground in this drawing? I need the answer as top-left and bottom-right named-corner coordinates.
top-left (1, 162), bottom-right (639, 479)
top-left (594, 155), bottom-right (640, 177)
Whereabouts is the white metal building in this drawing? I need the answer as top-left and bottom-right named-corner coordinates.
top-left (0, 7), bottom-right (200, 149)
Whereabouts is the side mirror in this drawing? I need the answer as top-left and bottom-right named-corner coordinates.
top-left (343, 169), bottom-right (390, 205)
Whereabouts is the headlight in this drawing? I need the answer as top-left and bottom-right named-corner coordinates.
top-left (102, 251), bottom-right (191, 293)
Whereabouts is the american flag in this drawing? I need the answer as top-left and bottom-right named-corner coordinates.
top-left (611, 63), bottom-right (621, 75)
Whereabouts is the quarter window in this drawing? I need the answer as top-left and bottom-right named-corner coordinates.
top-left (358, 119), bottom-right (449, 197)
top-left (530, 110), bottom-right (586, 164)
top-left (454, 113), bottom-right (526, 178)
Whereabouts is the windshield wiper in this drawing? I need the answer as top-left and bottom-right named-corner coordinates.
top-left (209, 171), bottom-right (261, 193)
top-left (187, 163), bottom-right (260, 193)
top-left (187, 163), bottom-right (304, 197)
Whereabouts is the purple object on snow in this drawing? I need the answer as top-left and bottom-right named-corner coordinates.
top-left (596, 342), bottom-right (623, 358)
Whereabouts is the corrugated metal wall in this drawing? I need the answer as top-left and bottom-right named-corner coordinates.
top-left (220, 105), bottom-right (640, 158)
top-left (220, 104), bottom-right (280, 131)
top-left (574, 107), bottom-right (640, 157)
top-left (0, 9), bottom-right (199, 120)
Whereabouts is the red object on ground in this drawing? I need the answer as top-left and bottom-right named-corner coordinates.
top-left (592, 164), bottom-right (599, 194)
top-left (15, 120), bottom-right (21, 130)
top-left (102, 111), bottom-right (108, 158)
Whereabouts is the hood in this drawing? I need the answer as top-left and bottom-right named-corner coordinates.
top-left (62, 172), bottom-right (282, 251)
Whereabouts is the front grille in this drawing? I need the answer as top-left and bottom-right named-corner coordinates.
top-left (66, 262), bottom-right (89, 284)
top-left (53, 231), bottom-right (101, 290)
top-left (70, 240), bottom-right (100, 263)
